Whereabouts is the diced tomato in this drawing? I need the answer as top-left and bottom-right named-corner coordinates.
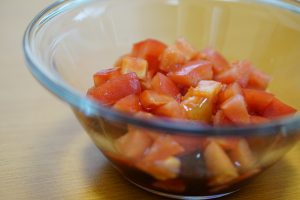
top-left (185, 80), bottom-right (222, 101)
top-left (136, 135), bottom-right (184, 180)
top-left (159, 45), bottom-right (186, 72)
top-left (151, 72), bottom-right (181, 100)
top-left (175, 37), bottom-right (198, 61)
top-left (250, 115), bottom-right (270, 124)
top-left (93, 68), bottom-right (121, 87)
top-left (228, 139), bottom-right (257, 172)
top-left (213, 110), bottom-right (232, 126)
top-left (154, 100), bottom-right (186, 119)
top-left (139, 135), bottom-right (184, 162)
top-left (168, 60), bottom-right (213, 87)
top-left (113, 94), bottom-right (142, 113)
top-left (172, 135), bottom-right (204, 153)
top-left (215, 60), bottom-right (252, 87)
top-left (114, 130), bottom-right (153, 161)
top-left (247, 69), bottom-right (271, 90)
top-left (87, 73), bottom-right (141, 105)
top-left (218, 82), bottom-right (242, 104)
top-left (204, 141), bottom-right (238, 186)
top-left (181, 96), bottom-right (212, 122)
top-left (119, 56), bottom-right (148, 79)
top-left (221, 94), bottom-right (250, 124)
top-left (202, 48), bottom-right (230, 74)
top-left (242, 88), bottom-right (274, 114)
top-left (263, 97), bottom-right (297, 118)
top-left (132, 39), bottom-right (167, 73)
top-left (140, 90), bottom-right (173, 110)
top-left (153, 179), bottom-right (186, 193)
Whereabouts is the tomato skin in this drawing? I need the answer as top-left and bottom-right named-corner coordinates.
top-left (140, 90), bottom-right (173, 110)
top-left (151, 72), bottom-right (181, 100)
top-left (132, 39), bottom-right (167, 73)
top-left (263, 97), bottom-right (297, 118)
top-left (250, 115), bottom-right (270, 124)
top-left (213, 110), bottom-right (232, 126)
top-left (113, 94), bottom-right (142, 113)
top-left (221, 94), bottom-right (250, 124)
top-left (242, 88), bottom-right (274, 114)
top-left (87, 73), bottom-right (141, 105)
top-left (93, 68), bottom-right (121, 87)
top-left (202, 48), bottom-right (230, 74)
top-left (168, 60), bottom-right (213, 87)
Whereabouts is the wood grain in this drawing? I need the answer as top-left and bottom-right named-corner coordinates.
top-left (0, 0), bottom-right (299, 199)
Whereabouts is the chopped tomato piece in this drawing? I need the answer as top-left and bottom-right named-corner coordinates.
top-left (185, 80), bottom-right (222, 101)
top-left (140, 90), bottom-right (173, 110)
top-left (250, 115), bottom-right (270, 124)
top-left (87, 73), bottom-right (141, 105)
top-left (263, 97), bottom-right (297, 118)
top-left (93, 68), bottom-right (121, 87)
top-left (215, 60), bottom-right (252, 87)
top-left (204, 141), bottom-right (239, 186)
top-left (168, 60), bottom-right (213, 87)
top-left (119, 56), bottom-right (148, 79)
top-left (114, 130), bottom-right (153, 161)
top-left (172, 135), bottom-right (205, 153)
top-left (242, 88), bottom-right (274, 114)
top-left (213, 110), bottom-right (232, 126)
top-left (221, 94), bottom-right (250, 124)
top-left (218, 82), bottom-right (242, 104)
top-left (175, 37), bottom-right (199, 61)
top-left (151, 72), bottom-right (181, 100)
top-left (181, 96), bottom-right (212, 122)
top-left (247, 69), bottom-right (271, 90)
top-left (154, 100), bottom-right (186, 119)
top-left (159, 45), bottom-right (186, 72)
top-left (228, 139), bottom-right (257, 172)
top-left (202, 48), bottom-right (230, 74)
top-left (132, 39), bottom-right (167, 73)
top-left (113, 94), bottom-right (142, 113)
top-left (141, 135), bottom-right (185, 162)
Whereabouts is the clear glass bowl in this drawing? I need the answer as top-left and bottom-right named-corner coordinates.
top-left (23, 0), bottom-right (300, 199)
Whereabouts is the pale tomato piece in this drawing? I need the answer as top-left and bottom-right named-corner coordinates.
top-left (87, 73), bottom-right (141, 105)
top-left (204, 141), bottom-right (239, 187)
top-left (151, 72), bottom-right (181, 100)
top-left (140, 90), bottom-right (173, 110)
top-left (168, 60), bottom-right (213, 87)
top-left (263, 97), bottom-right (297, 118)
top-left (242, 88), bottom-right (274, 114)
top-left (159, 46), bottom-right (186, 72)
top-left (202, 48), bottom-right (230, 74)
top-left (221, 94), bottom-right (250, 125)
top-left (132, 39), bottom-right (167, 73)
top-left (185, 80), bottom-right (222, 101)
top-left (154, 100), bottom-right (186, 119)
top-left (247, 69), bottom-right (271, 90)
top-left (175, 37), bottom-right (199, 61)
top-left (114, 130), bottom-right (153, 161)
top-left (120, 56), bottom-right (148, 79)
top-left (93, 68), bottom-right (121, 87)
top-left (113, 94), bottom-right (142, 113)
top-left (181, 96), bottom-right (212, 122)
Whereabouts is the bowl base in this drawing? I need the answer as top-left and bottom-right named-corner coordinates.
top-left (125, 176), bottom-right (238, 200)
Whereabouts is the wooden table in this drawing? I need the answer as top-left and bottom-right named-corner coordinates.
top-left (0, 0), bottom-right (299, 199)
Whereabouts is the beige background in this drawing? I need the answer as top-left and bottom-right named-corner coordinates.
top-left (0, 0), bottom-right (299, 199)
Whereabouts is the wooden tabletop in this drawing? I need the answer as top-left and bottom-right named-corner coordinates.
top-left (0, 0), bottom-right (299, 199)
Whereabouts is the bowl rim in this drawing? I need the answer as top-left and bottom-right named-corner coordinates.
top-left (23, 0), bottom-right (300, 136)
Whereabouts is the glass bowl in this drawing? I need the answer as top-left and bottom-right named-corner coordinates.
top-left (23, 0), bottom-right (300, 199)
